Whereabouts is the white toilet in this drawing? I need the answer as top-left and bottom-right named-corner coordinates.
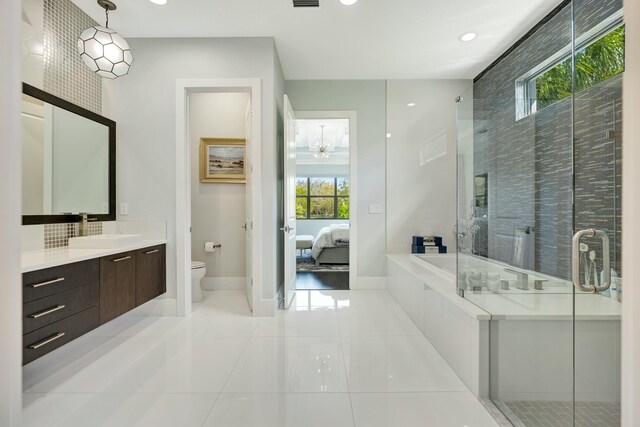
top-left (191, 261), bottom-right (206, 302)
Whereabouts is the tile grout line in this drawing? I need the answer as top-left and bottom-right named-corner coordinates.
top-left (337, 325), bottom-right (358, 427)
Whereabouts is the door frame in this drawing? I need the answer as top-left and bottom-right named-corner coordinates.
top-left (175, 78), bottom-right (262, 316)
top-left (294, 111), bottom-right (358, 289)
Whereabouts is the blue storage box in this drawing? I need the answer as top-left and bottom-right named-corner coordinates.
top-left (412, 236), bottom-right (443, 246)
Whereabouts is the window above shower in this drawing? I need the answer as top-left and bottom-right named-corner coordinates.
top-left (515, 10), bottom-right (625, 121)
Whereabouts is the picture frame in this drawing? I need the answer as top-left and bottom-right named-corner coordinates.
top-left (199, 138), bottom-right (246, 184)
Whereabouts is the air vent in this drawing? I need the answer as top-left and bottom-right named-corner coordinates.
top-left (293, 0), bottom-right (319, 7)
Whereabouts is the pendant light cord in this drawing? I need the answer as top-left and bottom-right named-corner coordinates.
top-left (105, 8), bottom-right (109, 28)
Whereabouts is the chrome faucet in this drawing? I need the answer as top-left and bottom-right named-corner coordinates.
top-left (504, 268), bottom-right (529, 290)
top-left (78, 213), bottom-right (92, 237)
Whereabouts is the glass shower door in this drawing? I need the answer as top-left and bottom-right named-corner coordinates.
top-left (455, 1), bottom-right (623, 425)
top-left (572, 0), bottom-right (623, 424)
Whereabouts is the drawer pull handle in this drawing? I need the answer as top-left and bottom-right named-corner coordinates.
top-left (145, 249), bottom-right (159, 255)
top-left (29, 305), bottom-right (66, 319)
top-left (113, 256), bottom-right (132, 263)
top-left (29, 277), bottom-right (65, 288)
top-left (28, 332), bottom-right (65, 350)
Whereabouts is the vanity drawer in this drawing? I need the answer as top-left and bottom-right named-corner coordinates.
top-left (23, 259), bottom-right (100, 303)
top-left (23, 283), bottom-right (99, 335)
top-left (23, 306), bottom-right (99, 365)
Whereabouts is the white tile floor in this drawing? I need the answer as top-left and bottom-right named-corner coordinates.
top-left (22, 290), bottom-right (499, 427)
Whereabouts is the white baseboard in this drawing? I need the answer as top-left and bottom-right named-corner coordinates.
top-left (353, 276), bottom-right (388, 290)
top-left (252, 298), bottom-right (277, 317)
top-left (130, 297), bottom-right (178, 316)
top-left (202, 277), bottom-right (246, 291)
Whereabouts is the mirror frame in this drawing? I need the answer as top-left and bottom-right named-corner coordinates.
top-left (22, 83), bottom-right (116, 225)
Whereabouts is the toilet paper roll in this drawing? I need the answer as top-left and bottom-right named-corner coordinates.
top-left (204, 242), bottom-right (217, 253)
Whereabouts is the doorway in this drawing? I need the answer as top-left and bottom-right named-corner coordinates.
top-left (188, 92), bottom-right (251, 305)
top-left (280, 103), bottom-right (358, 306)
top-left (294, 118), bottom-right (351, 291)
top-left (175, 79), bottom-right (262, 317)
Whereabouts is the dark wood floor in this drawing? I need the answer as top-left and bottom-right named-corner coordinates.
top-left (296, 271), bottom-right (349, 290)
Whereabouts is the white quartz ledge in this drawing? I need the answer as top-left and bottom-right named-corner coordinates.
top-left (386, 254), bottom-right (491, 321)
top-left (21, 240), bottom-right (167, 273)
top-left (388, 253), bottom-right (622, 321)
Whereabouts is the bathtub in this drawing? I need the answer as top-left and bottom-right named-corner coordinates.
top-left (413, 253), bottom-right (457, 276)
top-left (387, 254), bottom-right (490, 397)
top-left (387, 252), bottom-right (621, 402)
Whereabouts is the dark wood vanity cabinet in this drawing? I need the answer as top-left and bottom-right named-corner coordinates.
top-left (136, 245), bottom-right (166, 306)
top-left (100, 251), bottom-right (137, 324)
top-left (22, 244), bottom-right (166, 365)
top-left (22, 259), bottom-right (101, 365)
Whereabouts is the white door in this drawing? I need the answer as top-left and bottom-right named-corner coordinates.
top-left (244, 99), bottom-right (253, 310)
top-left (283, 95), bottom-right (297, 308)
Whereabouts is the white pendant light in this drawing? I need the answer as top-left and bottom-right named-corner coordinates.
top-left (308, 125), bottom-right (335, 162)
top-left (77, 0), bottom-right (133, 79)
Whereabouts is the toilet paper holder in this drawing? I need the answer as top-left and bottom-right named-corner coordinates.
top-left (204, 242), bottom-right (222, 253)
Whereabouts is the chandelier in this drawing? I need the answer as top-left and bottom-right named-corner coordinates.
top-left (308, 125), bottom-right (335, 162)
top-left (77, 0), bottom-right (133, 79)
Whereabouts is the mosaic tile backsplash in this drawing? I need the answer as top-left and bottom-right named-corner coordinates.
top-left (43, 0), bottom-right (102, 114)
top-left (22, 0), bottom-right (106, 249)
top-left (44, 222), bottom-right (103, 249)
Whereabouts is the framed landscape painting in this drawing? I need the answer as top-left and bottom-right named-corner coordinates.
top-left (199, 138), bottom-right (246, 184)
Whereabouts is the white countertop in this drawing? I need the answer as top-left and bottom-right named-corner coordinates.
top-left (387, 253), bottom-right (622, 321)
top-left (465, 291), bottom-right (622, 321)
top-left (22, 240), bottom-right (167, 273)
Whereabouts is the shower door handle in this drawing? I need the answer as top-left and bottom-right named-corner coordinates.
top-left (572, 229), bottom-right (611, 293)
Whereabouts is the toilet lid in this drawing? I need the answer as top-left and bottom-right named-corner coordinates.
top-left (191, 261), bottom-right (206, 269)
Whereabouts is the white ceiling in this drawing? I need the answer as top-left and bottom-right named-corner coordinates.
top-left (296, 119), bottom-right (349, 165)
top-left (71, 0), bottom-right (562, 80)
top-left (296, 119), bottom-right (349, 148)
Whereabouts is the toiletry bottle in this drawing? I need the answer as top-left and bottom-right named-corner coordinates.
top-left (603, 269), bottom-right (619, 300)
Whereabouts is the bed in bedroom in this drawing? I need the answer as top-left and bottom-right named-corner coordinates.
top-left (311, 224), bottom-right (350, 266)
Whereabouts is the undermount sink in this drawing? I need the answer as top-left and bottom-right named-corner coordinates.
top-left (68, 234), bottom-right (144, 249)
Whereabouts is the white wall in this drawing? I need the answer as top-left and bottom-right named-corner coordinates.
top-left (21, 0), bottom-right (44, 88)
top-left (622, 0), bottom-right (640, 424)
top-left (105, 37), bottom-right (281, 307)
top-left (0, 0), bottom-right (23, 424)
top-left (189, 92), bottom-right (249, 284)
top-left (285, 80), bottom-right (387, 278)
top-left (386, 80), bottom-right (471, 254)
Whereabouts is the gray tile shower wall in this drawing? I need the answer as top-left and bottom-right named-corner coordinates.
top-left (472, 0), bottom-right (623, 280)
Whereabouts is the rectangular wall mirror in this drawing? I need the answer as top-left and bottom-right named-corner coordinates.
top-left (21, 83), bottom-right (115, 225)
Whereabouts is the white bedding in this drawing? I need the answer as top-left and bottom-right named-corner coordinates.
top-left (311, 224), bottom-right (350, 259)
top-left (331, 224), bottom-right (350, 244)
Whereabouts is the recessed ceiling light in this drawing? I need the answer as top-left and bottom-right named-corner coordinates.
top-left (407, 102), bottom-right (416, 107)
top-left (340, 0), bottom-right (358, 5)
top-left (149, 0), bottom-right (167, 4)
top-left (459, 32), bottom-right (477, 42)
top-left (386, 133), bottom-right (392, 138)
